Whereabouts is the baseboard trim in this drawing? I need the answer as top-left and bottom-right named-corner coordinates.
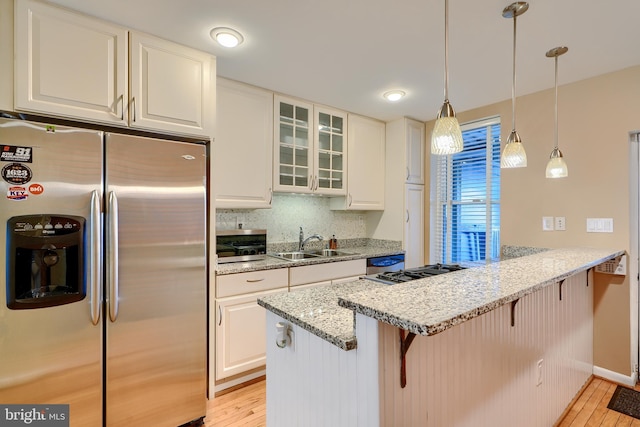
top-left (593, 365), bottom-right (637, 387)
top-left (213, 369), bottom-right (266, 394)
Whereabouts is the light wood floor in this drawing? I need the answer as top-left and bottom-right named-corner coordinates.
top-left (205, 376), bottom-right (640, 427)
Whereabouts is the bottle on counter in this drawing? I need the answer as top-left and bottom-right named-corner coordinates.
top-left (329, 235), bottom-right (338, 249)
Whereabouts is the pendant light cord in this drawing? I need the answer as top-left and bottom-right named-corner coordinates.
top-left (554, 55), bottom-right (559, 150)
top-left (511, 13), bottom-right (517, 132)
top-left (444, 0), bottom-right (450, 102)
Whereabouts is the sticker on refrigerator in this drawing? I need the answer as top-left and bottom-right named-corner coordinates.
top-left (7, 186), bottom-right (28, 201)
top-left (1, 163), bottom-right (32, 185)
top-left (1, 145), bottom-right (33, 163)
top-left (28, 183), bottom-right (44, 195)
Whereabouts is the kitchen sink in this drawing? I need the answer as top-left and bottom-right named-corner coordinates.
top-left (269, 251), bottom-right (322, 261)
top-left (269, 249), bottom-right (358, 261)
top-left (304, 249), bottom-right (355, 257)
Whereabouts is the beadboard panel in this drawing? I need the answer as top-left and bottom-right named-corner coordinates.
top-left (265, 310), bottom-right (360, 427)
top-left (265, 270), bottom-right (593, 427)
top-left (373, 269), bottom-right (593, 427)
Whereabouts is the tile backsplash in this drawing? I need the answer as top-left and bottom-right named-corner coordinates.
top-left (215, 193), bottom-right (367, 243)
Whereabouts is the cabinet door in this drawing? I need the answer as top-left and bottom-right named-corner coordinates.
top-left (314, 106), bottom-right (347, 195)
top-left (214, 79), bottom-right (273, 208)
top-left (406, 119), bottom-right (425, 184)
top-left (342, 114), bottom-right (385, 210)
top-left (274, 95), bottom-right (314, 193)
top-left (15, 0), bottom-right (127, 124)
top-left (216, 288), bottom-right (285, 380)
top-left (129, 31), bottom-right (214, 137)
top-left (404, 183), bottom-right (425, 268)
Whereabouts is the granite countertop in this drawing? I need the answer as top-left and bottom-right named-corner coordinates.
top-left (258, 247), bottom-right (624, 351)
top-left (258, 279), bottom-right (386, 351)
top-left (216, 243), bottom-right (404, 275)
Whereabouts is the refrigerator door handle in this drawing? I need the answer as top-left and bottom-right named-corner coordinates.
top-left (89, 190), bottom-right (102, 325)
top-left (108, 191), bottom-right (119, 322)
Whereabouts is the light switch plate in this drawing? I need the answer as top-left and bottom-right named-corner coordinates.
top-left (555, 217), bottom-right (566, 231)
top-left (595, 255), bottom-right (627, 275)
top-left (542, 216), bottom-right (554, 231)
top-left (586, 218), bottom-right (614, 233)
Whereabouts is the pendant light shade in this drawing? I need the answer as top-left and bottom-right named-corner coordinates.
top-left (500, 2), bottom-right (529, 169)
top-left (501, 130), bottom-right (527, 168)
top-left (431, 0), bottom-right (463, 155)
top-left (546, 147), bottom-right (568, 178)
top-left (545, 46), bottom-right (569, 179)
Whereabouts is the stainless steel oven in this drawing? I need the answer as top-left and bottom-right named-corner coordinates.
top-left (216, 229), bottom-right (267, 263)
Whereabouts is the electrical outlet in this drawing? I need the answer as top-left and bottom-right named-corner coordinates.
top-left (536, 359), bottom-right (543, 386)
top-left (555, 217), bottom-right (566, 231)
top-left (542, 217), bottom-right (554, 231)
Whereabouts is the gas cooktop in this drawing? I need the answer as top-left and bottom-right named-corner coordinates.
top-left (371, 263), bottom-right (466, 285)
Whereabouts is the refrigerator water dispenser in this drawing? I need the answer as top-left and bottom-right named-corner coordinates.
top-left (7, 214), bottom-right (85, 309)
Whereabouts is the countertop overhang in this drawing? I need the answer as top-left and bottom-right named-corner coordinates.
top-left (259, 247), bottom-right (624, 351)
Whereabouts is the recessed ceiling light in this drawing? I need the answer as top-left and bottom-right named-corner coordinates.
top-left (210, 27), bottom-right (244, 48)
top-left (383, 90), bottom-right (406, 102)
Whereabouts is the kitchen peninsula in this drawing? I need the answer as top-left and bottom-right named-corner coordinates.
top-left (258, 247), bottom-right (624, 427)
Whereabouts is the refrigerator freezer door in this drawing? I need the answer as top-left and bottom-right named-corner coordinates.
top-left (104, 133), bottom-right (207, 426)
top-left (0, 118), bottom-right (104, 426)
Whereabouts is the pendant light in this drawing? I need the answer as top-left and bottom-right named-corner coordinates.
top-left (431, 0), bottom-right (463, 155)
top-left (500, 2), bottom-right (529, 168)
top-left (545, 46), bottom-right (569, 178)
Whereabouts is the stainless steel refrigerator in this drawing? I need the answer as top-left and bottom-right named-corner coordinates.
top-left (0, 117), bottom-right (208, 426)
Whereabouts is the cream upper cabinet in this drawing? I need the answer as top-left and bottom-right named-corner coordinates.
top-left (129, 31), bottom-right (214, 136)
top-left (331, 114), bottom-right (385, 210)
top-left (274, 95), bottom-right (347, 195)
top-left (14, 0), bottom-right (214, 138)
top-left (214, 78), bottom-right (273, 209)
top-left (313, 105), bottom-right (347, 195)
top-left (0, 0), bottom-right (14, 112)
top-left (15, 0), bottom-right (128, 125)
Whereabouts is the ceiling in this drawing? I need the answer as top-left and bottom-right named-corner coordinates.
top-left (48, 0), bottom-right (640, 122)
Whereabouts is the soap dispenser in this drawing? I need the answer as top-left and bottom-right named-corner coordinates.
top-left (329, 235), bottom-right (338, 249)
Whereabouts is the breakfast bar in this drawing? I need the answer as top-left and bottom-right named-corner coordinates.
top-left (258, 247), bottom-right (624, 427)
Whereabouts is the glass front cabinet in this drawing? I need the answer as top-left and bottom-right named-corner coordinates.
top-left (274, 95), bottom-right (347, 195)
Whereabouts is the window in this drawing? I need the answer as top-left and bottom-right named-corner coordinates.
top-left (430, 117), bottom-right (501, 263)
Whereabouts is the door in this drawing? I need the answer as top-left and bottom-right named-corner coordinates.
top-left (0, 118), bottom-right (103, 426)
top-left (405, 184), bottom-right (425, 269)
top-left (214, 78), bottom-right (273, 208)
top-left (345, 114), bottom-right (385, 210)
top-left (274, 95), bottom-right (314, 193)
top-left (129, 31), bottom-right (214, 137)
top-left (104, 134), bottom-right (207, 426)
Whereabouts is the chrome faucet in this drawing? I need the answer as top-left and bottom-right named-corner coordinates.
top-left (298, 226), bottom-right (324, 251)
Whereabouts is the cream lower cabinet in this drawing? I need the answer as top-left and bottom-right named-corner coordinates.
top-left (215, 268), bottom-right (288, 380)
top-left (214, 78), bottom-right (273, 208)
top-left (330, 114), bottom-right (385, 210)
top-left (289, 259), bottom-right (366, 289)
top-left (14, 0), bottom-right (214, 137)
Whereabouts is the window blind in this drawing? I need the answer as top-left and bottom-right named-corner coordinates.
top-left (430, 117), bottom-right (501, 263)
